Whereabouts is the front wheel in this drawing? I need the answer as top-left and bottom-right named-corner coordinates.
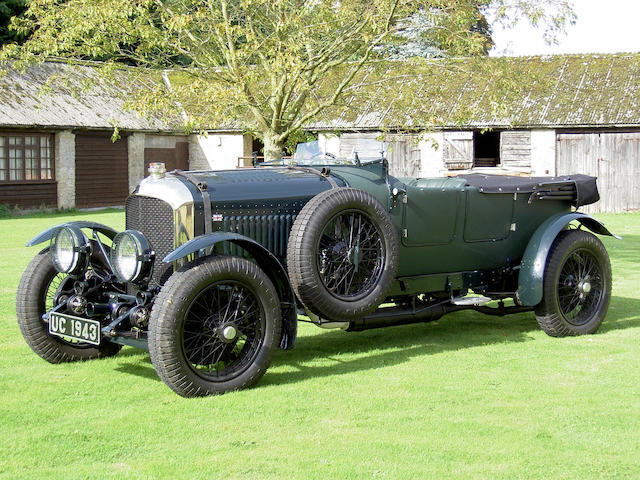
top-left (148, 256), bottom-right (282, 397)
top-left (16, 249), bottom-right (121, 363)
top-left (535, 230), bottom-right (612, 337)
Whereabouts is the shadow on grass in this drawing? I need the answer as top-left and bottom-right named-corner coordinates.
top-left (110, 295), bottom-right (640, 387)
top-left (263, 294), bottom-right (640, 387)
top-left (599, 295), bottom-right (640, 333)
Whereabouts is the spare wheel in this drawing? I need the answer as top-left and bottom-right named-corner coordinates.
top-left (287, 187), bottom-right (399, 321)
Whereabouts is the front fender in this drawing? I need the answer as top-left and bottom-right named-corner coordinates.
top-left (164, 232), bottom-right (297, 350)
top-left (517, 212), bottom-right (619, 306)
top-left (26, 221), bottom-right (119, 247)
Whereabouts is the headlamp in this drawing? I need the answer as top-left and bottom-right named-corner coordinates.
top-left (50, 225), bottom-right (90, 275)
top-left (111, 230), bottom-right (154, 284)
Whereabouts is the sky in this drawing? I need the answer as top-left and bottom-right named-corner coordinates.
top-left (490, 0), bottom-right (640, 56)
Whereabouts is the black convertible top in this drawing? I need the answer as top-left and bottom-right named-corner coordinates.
top-left (458, 174), bottom-right (600, 208)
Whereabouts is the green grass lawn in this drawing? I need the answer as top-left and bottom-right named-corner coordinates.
top-left (1, 210), bottom-right (639, 479)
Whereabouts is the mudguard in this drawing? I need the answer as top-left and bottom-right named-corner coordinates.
top-left (26, 221), bottom-right (119, 247)
top-left (517, 212), bottom-right (619, 306)
top-left (164, 232), bottom-right (297, 350)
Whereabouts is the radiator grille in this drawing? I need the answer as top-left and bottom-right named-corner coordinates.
top-left (125, 195), bottom-right (175, 284)
top-left (221, 214), bottom-right (296, 259)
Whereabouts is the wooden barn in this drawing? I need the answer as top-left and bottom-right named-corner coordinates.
top-left (2, 54), bottom-right (639, 213)
top-left (314, 53), bottom-right (640, 213)
top-left (0, 60), bottom-right (251, 210)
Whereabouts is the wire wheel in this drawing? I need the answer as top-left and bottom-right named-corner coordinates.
top-left (317, 210), bottom-right (385, 301)
top-left (181, 280), bottom-right (265, 382)
top-left (45, 273), bottom-right (66, 311)
top-left (16, 248), bottom-right (121, 363)
top-left (556, 248), bottom-right (605, 326)
top-left (148, 256), bottom-right (281, 397)
top-left (535, 230), bottom-right (611, 337)
top-left (288, 187), bottom-right (399, 321)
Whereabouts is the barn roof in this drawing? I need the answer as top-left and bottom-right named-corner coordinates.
top-left (2, 53), bottom-right (639, 133)
top-left (310, 52), bottom-right (640, 130)
top-left (0, 59), bottom-right (176, 132)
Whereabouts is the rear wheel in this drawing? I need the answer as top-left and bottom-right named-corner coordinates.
top-left (148, 256), bottom-right (281, 397)
top-left (16, 249), bottom-right (121, 363)
top-left (535, 230), bottom-right (611, 336)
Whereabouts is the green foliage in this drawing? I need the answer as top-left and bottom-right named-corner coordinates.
top-left (283, 130), bottom-right (317, 155)
top-left (0, 0), bottom-right (28, 46)
top-left (0, 202), bottom-right (13, 217)
top-left (1, 0), bottom-right (574, 159)
top-left (0, 210), bottom-right (639, 478)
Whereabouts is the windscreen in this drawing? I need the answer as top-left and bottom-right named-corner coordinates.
top-left (292, 140), bottom-right (388, 165)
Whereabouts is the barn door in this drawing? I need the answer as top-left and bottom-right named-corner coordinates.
top-left (144, 137), bottom-right (189, 174)
top-left (500, 131), bottom-right (531, 170)
top-left (75, 133), bottom-right (129, 208)
top-left (557, 132), bottom-right (640, 213)
top-left (443, 132), bottom-right (473, 170)
top-left (387, 136), bottom-right (420, 177)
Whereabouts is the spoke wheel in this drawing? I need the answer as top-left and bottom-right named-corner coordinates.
top-left (181, 280), bottom-right (265, 382)
top-left (288, 187), bottom-right (399, 321)
top-left (317, 210), bottom-right (385, 301)
top-left (556, 249), bottom-right (605, 326)
top-left (535, 230), bottom-right (611, 337)
top-left (16, 248), bottom-right (121, 363)
top-left (149, 256), bottom-right (281, 397)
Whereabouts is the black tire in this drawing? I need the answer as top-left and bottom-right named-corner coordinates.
top-left (287, 187), bottom-right (399, 321)
top-left (535, 230), bottom-right (612, 337)
top-left (148, 256), bottom-right (281, 397)
top-left (16, 248), bottom-right (121, 363)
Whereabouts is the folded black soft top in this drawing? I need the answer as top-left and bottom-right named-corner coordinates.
top-left (458, 174), bottom-right (600, 208)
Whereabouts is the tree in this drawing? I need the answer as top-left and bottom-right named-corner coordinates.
top-left (1, 0), bottom-right (575, 159)
top-left (0, 0), bottom-right (28, 46)
top-left (382, 2), bottom-right (494, 59)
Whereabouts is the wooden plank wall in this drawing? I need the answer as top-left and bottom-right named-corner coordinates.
top-left (557, 132), bottom-right (640, 213)
top-left (387, 136), bottom-right (421, 178)
top-left (443, 132), bottom-right (473, 170)
top-left (338, 133), bottom-right (421, 177)
top-left (500, 131), bottom-right (532, 170)
top-left (75, 134), bottom-right (129, 208)
top-left (0, 181), bottom-right (56, 208)
top-left (144, 141), bottom-right (189, 174)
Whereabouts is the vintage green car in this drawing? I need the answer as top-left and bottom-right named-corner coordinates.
top-left (17, 140), bottom-right (616, 397)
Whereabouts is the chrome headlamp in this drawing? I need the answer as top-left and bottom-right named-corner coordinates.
top-left (110, 230), bottom-right (154, 284)
top-left (50, 225), bottom-right (91, 275)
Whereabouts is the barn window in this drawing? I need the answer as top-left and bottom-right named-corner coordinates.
top-left (473, 131), bottom-right (500, 167)
top-left (0, 133), bottom-right (54, 182)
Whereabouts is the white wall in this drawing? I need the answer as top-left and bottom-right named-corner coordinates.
top-left (530, 129), bottom-right (556, 176)
top-left (189, 133), bottom-right (246, 170)
top-left (418, 132), bottom-right (445, 177)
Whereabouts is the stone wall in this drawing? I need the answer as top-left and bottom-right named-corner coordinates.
top-left (55, 130), bottom-right (75, 209)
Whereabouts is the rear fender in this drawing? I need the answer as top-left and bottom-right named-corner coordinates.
top-left (517, 212), bottom-right (619, 306)
top-left (164, 232), bottom-right (297, 350)
top-left (26, 221), bottom-right (119, 247)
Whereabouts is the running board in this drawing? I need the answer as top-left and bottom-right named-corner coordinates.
top-left (451, 295), bottom-right (492, 306)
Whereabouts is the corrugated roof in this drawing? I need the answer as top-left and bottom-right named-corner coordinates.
top-left (309, 53), bottom-right (640, 130)
top-left (2, 54), bottom-right (639, 133)
top-left (0, 60), bottom-right (175, 132)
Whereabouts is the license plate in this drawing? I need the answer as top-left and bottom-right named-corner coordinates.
top-left (48, 312), bottom-right (101, 345)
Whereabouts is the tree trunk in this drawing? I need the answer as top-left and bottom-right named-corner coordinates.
top-left (263, 132), bottom-right (285, 161)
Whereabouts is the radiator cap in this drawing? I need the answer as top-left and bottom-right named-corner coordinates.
top-left (148, 162), bottom-right (166, 179)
